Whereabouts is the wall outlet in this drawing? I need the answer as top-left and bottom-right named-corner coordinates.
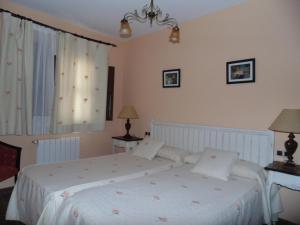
top-left (277, 150), bottom-right (283, 156)
top-left (145, 131), bottom-right (151, 136)
top-left (274, 149), bottom-right (285, 162)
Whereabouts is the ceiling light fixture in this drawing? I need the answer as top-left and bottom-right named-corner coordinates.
top-left (119, 0), bottom-right (180, 43)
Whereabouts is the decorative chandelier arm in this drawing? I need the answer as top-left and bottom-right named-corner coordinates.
top-left (119, 0), bottom-right (180, 43)
top-left (156, 14), bottom-right (178, 28)
top-left (124, 11), bottom-right (147, 23)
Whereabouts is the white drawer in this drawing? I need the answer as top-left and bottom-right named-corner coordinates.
top-left (112, 139), bottom-right (142, 153)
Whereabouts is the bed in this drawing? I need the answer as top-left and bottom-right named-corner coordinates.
top-left (6, 120), bottom-right (281, 225)
top-left (6, 152), bottom-right (178, 225)
top-left (53, 164), bottom-right (266, 225)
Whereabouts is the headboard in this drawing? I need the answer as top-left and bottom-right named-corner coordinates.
top-left (151, 120), bottom-right (274, 166)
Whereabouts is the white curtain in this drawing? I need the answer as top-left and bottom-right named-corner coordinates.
top-left (52, 32), bottom-right (109, 133)
top-left (32, 24), bottom-right (57, 135)
top-left (0, 12), bottom-right (33, 135)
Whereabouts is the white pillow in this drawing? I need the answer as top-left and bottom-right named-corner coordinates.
top-left (231, 159), bottom-right (265, 180)
top-left (157, 145), bottom-right (189, 163)
top-left (191, 147), bottom-right (238, 181)
top-left (183, 153), bottom-right (202, 164)
top-left (133, 137), bottom-right (164, 160)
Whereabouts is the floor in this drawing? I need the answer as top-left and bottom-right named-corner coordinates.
top-left (0, 187), bottom-right (24, 225)
top-left (0, 187), bottom-right (298, 225)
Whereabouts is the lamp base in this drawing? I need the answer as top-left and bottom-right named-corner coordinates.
top-left (284, 133), bottom-right (298, 167)
top-left (123, 134), bottom-right (133, 139)
top-left (285, 160), bottom-right (296, 167)
top-left (123, 118), bottom-right (132, 139)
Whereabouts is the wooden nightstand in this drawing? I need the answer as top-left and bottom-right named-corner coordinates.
top-left (112, 136), bottom-right (143, 153)
top-left (265, 161), bottom-right (300, 224)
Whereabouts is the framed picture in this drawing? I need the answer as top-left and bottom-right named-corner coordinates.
top-left (162, 69), bottom-right (181, 88)
top-left (226, 58), bottom-right (255, 84)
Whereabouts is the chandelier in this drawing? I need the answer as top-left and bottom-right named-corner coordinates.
top-left (119, 0), bottom-right (180, 43)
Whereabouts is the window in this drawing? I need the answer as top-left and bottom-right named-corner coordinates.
top-left (32, 25), bottom-right (56, 135)
top-left (33, 27), bottom-right (109, 134)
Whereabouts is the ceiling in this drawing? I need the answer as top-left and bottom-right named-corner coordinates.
top-left (11, 0), bottom-right (246, 40)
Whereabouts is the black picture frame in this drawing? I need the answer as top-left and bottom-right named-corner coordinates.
top-left (226, 58), bottom-right (255, 84)
top-left (162, 69), bottom-right (181, 88)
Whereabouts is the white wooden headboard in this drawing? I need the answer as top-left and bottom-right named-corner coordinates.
top-left (151, 120), bottom-right (274, 166)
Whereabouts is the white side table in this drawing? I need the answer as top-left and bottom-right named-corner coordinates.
top-left (112, 136), bottom-right (143, 153)
top-left (265, 161), bottom-right (300, 224)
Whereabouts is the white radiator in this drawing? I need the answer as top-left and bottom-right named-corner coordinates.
top-left (36, 137), bottom-right (80, 164)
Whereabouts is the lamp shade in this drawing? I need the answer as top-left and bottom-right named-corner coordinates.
top-left (169, 26), bottom-right (180, 43)
top-left (269, 109), bottom-right (300, 133)
top-left (120, 19), bottom-right (132, 38)
top-left (118, 106), bottom-right (139, 119)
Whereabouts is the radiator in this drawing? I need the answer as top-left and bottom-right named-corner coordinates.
top-left (36, 137), bottom-right (80, 164)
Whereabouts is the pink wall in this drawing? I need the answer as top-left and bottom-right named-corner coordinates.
top-left (1, 0), bottom-right (300, 222)
top-left (122, 0), bottom-right (300, 222)
top-left (0, 1), bottom-right (125, 187)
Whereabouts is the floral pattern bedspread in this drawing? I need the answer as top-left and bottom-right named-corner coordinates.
top-left (54, 164), bottom-right (264, 225)
top-left (6, 152), bottom-right (178, 225)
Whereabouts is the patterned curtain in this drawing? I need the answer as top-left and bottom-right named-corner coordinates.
top-left (0, 12), bottom-right (33, 135)
top-left (52, 32), bottom-right (109, 133)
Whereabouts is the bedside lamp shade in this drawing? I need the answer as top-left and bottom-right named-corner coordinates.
top-left (118, 106), bottom-right (139, 139)
top-left (118, 105), bottom-right (139, 119)
top-left (269, 109), bottom-right (300, 166)
top-left (269, 109), bottom-right (300, 133)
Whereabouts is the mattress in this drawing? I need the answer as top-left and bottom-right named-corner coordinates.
top-left (6, 152), bottom-right (178, 225)
top-left (53, 164), bottom-right (264, 225)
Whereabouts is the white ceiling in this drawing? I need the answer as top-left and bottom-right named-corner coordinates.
top-left (11, 0), bottom-right (246, 40)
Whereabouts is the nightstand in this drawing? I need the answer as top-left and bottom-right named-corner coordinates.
top-left (265, 161), bottom-right (300, 224)
top-left (112, 136), bottom-right (143, 153)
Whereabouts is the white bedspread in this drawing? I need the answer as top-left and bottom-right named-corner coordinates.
top-left (54, 165), bottom-right (265, 225)
top-left (6, 152), bottom-right (178, 225)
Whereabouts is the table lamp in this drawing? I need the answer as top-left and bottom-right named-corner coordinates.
top-left (269, 109), bottom-right (300, 166)
top-left (118, 105), bottom-right (139, 139)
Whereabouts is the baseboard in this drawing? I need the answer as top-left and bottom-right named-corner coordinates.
top-left (0, 177), bottom-right (14, 189)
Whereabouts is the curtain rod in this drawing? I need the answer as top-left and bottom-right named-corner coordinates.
top-left (0, 8), bottom-right (117, 47)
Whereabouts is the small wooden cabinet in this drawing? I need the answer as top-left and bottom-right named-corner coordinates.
top-left (112, 136), bottom-right (143, 153)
